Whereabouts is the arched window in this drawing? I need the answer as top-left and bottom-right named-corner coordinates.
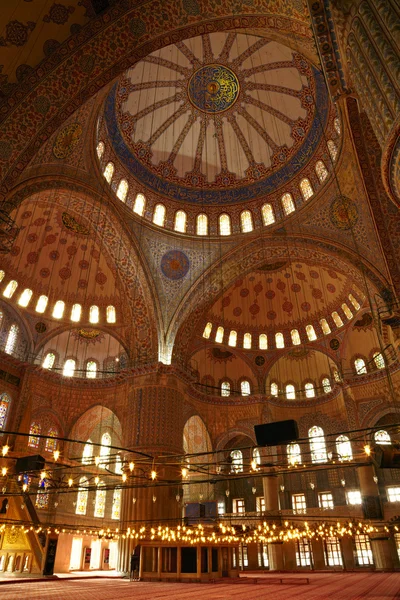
top-left (287, 442), bottom-right (301, 465)
top-left (281, 193), bottom-right (295, 215)
top-left (261, 203), bottom-right (275, 226)
top-left (219, 213), bottom-right (231, 236)
top-left (0, 393), bottom-right (10, 429)
top-left (305, 382), bottom-right (315, 398)
top-left (348, 294), bottom-right (361, 310)
top-left (96, 141), bottom-right (105, 159)
top-left (309, 426), bottom-right (327, 463)
top-left (174, 210), bottom-right (187, 233)
top-left (230, 449), bottom-right (243, 473)
top-left (3, 280), bottom-right (18, 298)
top-left (253, 447), bottom-right (261, 466)
top-left (203, 322), bottom-right (212, 339)
top-left (286, 384), bottom-right (295, 400)
top-left (291, 329), bottom-right (301, 345)
top-left (322, 377), bottom-right (332, 393)
top-left (45, 427), bottom-right (58, 453)
top-left (243, 333), bottom-right (252, 349)
top-left (320, 318), bottom-right (331, 335)
top-left (18, 288), bottom-right (32, 307)
top-left (0, 309), bottom-right (2, 329)
top-left (275, 332), bottom-right (285, 348)
top-left (241, 380), bottom-right (251, 396)
top-left (133, 193), bottom-right (145, 216)
top-left (112, 488), bottom-right (121, 520)
top-left (28, 422), bottom-right (41, 448)
top-left (336, 435), bottom-right (352, 461)
top-left (94, 483), bottom-right (106, 518)
top-left (114, 455), bottom-right (123, 474)
top-left (315, 161), bottom-right (328, 183)
top-left (333, 369), bottom-right (341, 382)
top-left (342, 303), bottom-right (353, 320)
top-left (332, 311), bottom-right (343, 327)
top-left (89, 305), bottom-right (99, 324)
top-left (36, 479), bottom-right (49, 509)
top-left (215, 326), bottom-right (224, 343)
top-left (86, 361), bottom-right (97, 379)
top-left (354, 358), bottom-right (367, 375)
top-left (76, 477), bottom-right (89, 515)
top-left (221, 381), bottom-right (230, 397)
top-left (374, 430), bottom-right (391, 445)
top-left (270, 382), bottom-right (278, 397)
top-left (300, 178), bottom-right (314, 200)
top-left (5, 324), bottom-right (18, 355)
top-left (327, 140), bottom-right (337, 161)
top-left (334, 118), bottom-right (341, 135)
top-left (228, 330), bottom-right (237, 347)
top-left (153, 204), bottom-right (166, 226)
top-left (99, 432), bottom-right (111, 469)
top-left (373, 351), bottom-right (385, 369)
top-left (240, 210), bottom-right (253, 233)
top-left (103, 162), bottom-right (114, 183)
top-left (71, 303), bottom-right (81, 322)
top-left (196, 213), bottom-right (208, 235)
top-left (259, 334), bottom-right (268, 349)
top-left (53, 300), bottom-right (65, 319)
top-left (0, 271), bottom-right (4, 283)
top-left (116, 179), bottom-right (128, 202)
top-left (63, 359), bottom-right (76, 377)
top-left (42, 352), bottom-right (55, 369)
top-left (36, 295), bottom-right (48, 313)
top-left (106, 305), bottom-right (116, 324)
top-left (82, 441), bottom-right (93, 465)
top-left (306, 324), bottom-right (317, 341)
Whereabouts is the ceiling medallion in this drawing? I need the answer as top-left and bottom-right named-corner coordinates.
top-left (188, 64), bottom-right (239, 114)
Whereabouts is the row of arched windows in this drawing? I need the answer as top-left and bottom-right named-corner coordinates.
top-left (270, 378), bottom-right (332, 400)
top-left (98, 140), bottom-right (338, 236)
top-left (1, 273), bottom-right (116, 323)
top-left (354, 353), bottom-right (385, 374)
top-left (28, 423), bottom-right (58, 452)
top-left (221, 380), bottom-right (251, 397)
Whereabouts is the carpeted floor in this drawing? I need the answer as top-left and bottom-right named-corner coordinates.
top-left (0, 572), bottom-right (399, 599)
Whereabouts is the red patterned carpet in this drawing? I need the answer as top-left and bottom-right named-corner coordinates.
top-left (0, 573), bottom-right (399, 599)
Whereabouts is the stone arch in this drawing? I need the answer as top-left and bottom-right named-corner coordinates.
top-left (67, 404), bottom-right (123, 461)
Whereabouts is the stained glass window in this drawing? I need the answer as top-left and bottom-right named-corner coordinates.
top-left (103, 162), bottom-right (114, 183)
top-left (305, 382), bottom-right (315, 398)
top-left (89, 305), bottom-right (99, 324)
top-left (332, 311), bottom-right (343, 327)
top-left (53, 300), bottom-right (65, 319)
top-left (18, 288), bottom-right (32, 307)
top-left (261, 203), bottom-right (275, 226)
top-left (86, 361), bottom-right (97, 379)
top-left (230, 450), bottom-right (243, 473)
top-left (240, 210), bottom-right (253, 233)
top-left (96, 141), bottom-right (105, 159)
top-left (291, 329), bottom-right (301, 345)
top-left (215, 326), bottom-right (224, 343)
top-left (373, 352), bottom-right (385, 369)
top-left (228, 330), bottom-right (237, 347)
top-left (354, 358), bottom-right (367, 375)
top-left (270, 382), bottom-right (278, 397)
top-left (327, 140), bottom-right (337, 161)
top-left (0, 393), bottom-right (10, 429)
top-left (336, 435), bottom-right (352, 461)
top-left (241, 380), bottom-right (251, 396)
top-left (63, 359), bottom-right (76, 377)
top-left (275, 332), bottom-right (284, 348)
top-left (259, 334), bottom-right (268, 349)
top-left (306, 324), bottom-right (317, 341)
top-left (221, 381), bottom-right (230, 397)
top-left (333, 370), bottom-right (341, 382)
top-left (300, 178), bottom-right (314, 200)
top-left (196, 213), bottom-right (208, 235)
top-left (35, 480), bottom-right (49, 509)
top-left (45, 427), bottom-right (58, 453)
top-left (0, 270), bottom-right (4, 282)
top-left (3, 280), bottom-right (18, 298)
top-left (94, 483), bottom-right (106, 518)
top-left (71, 304), bottom-right (81, 322)
top-left (342, 303), bottom-right (353, 319)
top-left (287, 443), bottom-right (301, 465)
top-left (82, 441), bottom-right (93, 465)
top-left (76, 477), bottom-right (88, 515)
top-left (106, 305), bottom-right (116, 324)
top-left (374, 430), bottom-right (391, 445)
top-left (112, 488), bottom-right (121, 520)
top-left (322, 377), bottom-right (331, 393)
top-left (133, 193), bottom-right (145, 216)
top-left (243, 333), bottom-right (252, 349)
top-left (309, 426), bottom-right (327, 463)
top-left (348, 294), bottom-right (361, 310)
top-left (99, 432), bottom-right (111, 469)
top-left (28, 422), bottom-right (41, 448)
top-left (281, 193), bottom-right (295, 215)
top-left (5, 324), bottom-right (18, 355)
top-left (203, 322), bottom-right (212, 339)
top-left (315, 160), bottom-right (329, 183)
top-left (286, 384), bottom-right (295, 400)
top-left (36, 295), bottom-right (48, 313)
top-left (334, 118), bottom-right (341, 135)
top-left (153, 204), bottom-right (166, 226)
top-left (116, 179), bottom-right (128, 202)
top-left (219, 213), bottom-right (231, 235)
top-left (320, 318), bottom-right (331, 335)
top-left (253, 448), bottom-right (261, 466)
top-left (174, 210), bottom-right (187, 233)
